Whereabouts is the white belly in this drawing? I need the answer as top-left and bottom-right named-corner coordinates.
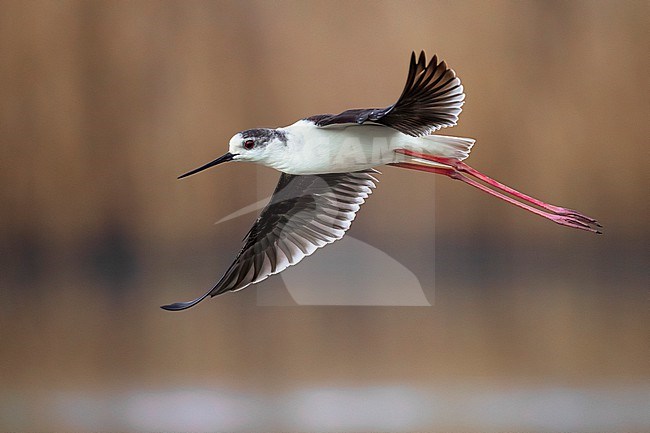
top-left (280, 120), bottom-right (407, 175)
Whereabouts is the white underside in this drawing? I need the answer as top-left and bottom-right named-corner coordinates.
top-left (269, 120), bottom-right (475, 175)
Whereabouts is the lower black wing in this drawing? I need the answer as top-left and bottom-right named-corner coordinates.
top-left (161, 170), bottom-right (379, 311)
top-left (308, 51), bottom-right (465, 136)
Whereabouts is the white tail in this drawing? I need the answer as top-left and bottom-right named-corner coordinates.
top-left (402, 135), bottom-right (475, 161)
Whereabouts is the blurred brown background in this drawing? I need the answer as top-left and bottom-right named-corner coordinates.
top-left (1, 1), bottom-right (648, 431)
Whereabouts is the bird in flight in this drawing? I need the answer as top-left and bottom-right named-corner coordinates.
top-left (162, 51), bottom-right (600, 311)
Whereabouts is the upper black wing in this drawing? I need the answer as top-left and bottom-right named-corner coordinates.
top-left (308, 51), bottom-right (465, 136)
top-left (161, 170), bottom-right (378, 311)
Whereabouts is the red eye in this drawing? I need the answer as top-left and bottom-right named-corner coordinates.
top-left (243, 139), bottom-right (255, 150)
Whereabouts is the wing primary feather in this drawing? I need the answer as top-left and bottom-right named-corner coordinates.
top-left (160, 289), bottom-right (212, 311)
top-left (308, 51), bottom-right (465, 135)
top-left (161, 170), bottom-right (380, 310)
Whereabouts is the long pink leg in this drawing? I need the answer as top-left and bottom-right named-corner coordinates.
top-left (394, 149), bottom-right (601, 228)
top-left (390, 162), bottom-right (601, 233)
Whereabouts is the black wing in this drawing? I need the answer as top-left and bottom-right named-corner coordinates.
top-left (308, 51), bottom-right (465, 136)
top-left (161, 170), bottom-right (379, 311)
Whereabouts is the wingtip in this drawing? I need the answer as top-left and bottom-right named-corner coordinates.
top-left (417, 50), bottom-right (426, 66)
top-left (160, 301), bottom-right (194, 311)
top-left (409, 51), bottom-right (417, 67)
top-left (160, 290), bottom-right (212, 311)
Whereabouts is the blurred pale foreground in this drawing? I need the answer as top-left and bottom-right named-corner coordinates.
top-left (3, 384), bottom-right (649, 432)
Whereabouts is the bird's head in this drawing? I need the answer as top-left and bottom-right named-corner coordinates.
top-left (177, 128), bottom-right (288, 179)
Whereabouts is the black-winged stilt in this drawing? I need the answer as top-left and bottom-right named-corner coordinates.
top-left (162, 51), bottom-right (600, 311)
